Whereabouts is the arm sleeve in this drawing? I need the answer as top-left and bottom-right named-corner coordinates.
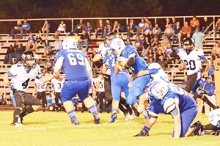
top-left (8, 65), bottom-right (17, 77)
top-left (85, 58), bottom-right (92, 71)
top-left (54, 57), bottom-right (64, 70)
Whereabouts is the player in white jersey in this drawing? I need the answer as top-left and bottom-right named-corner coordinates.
top-left (35, 69), bottom-right (49, 112)
top-left (3, 51), bottom-right (54, 126)
top-left (95, 73), bottom-right (105, 113)
top-left (51, 75), bottom-right (65, 112)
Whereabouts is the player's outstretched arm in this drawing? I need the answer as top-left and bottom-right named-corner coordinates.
top-left (3, 73), bottom-right (10, 86)
top-left (40, 74), bottom-right (54, 83)
top-left (173, 115), bottom-right (181, 138)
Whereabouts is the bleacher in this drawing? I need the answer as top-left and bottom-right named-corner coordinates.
top-left (0, 16), bottom-right (219, 104)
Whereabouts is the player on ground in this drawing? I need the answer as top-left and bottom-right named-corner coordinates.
top-left (53, 37), bottom-right (100, 125)
top-left (135, 80), bottom-right (198, 138)
top-left (3, 50), bottom-right (54, 126)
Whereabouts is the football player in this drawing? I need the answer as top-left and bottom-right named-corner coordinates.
top-left (178, 38), bottom-right (216, 109)
top-left (135, 80), bottom-right (198, 138)
top-left (3, 50), bottom-right (54, 126)
top-left (53, 37), bottom-right (100, 125)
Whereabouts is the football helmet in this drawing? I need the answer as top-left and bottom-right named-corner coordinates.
top-left (182, 38), bottom-right (194, 50)
top-left (22, 50), bottom-right (36, 69)
top-left (104, 32), bottom-right (116, 47)
top-left (147, 80), bottom-right (169, 100)
top-left (62, 37), bottom-right (78, 49)
top-left (110, 38), bottom-right (125, 56)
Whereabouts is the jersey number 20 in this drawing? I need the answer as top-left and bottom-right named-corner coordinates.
top-left (184, 60), bottom-right (196, 70)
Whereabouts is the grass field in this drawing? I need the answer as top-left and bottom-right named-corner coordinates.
top-left (0, 110), bottom-right (220, 146)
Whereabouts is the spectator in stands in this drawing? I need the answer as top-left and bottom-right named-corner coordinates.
top-left (208, 61), bottom-right (216, 78)
top-left (43, 39), bottom-right (52, 57)
top-left (73, 32), bottom-right (80, 42)
top-left (165, 42), bottom-right (175, 63)
top-left (26, 32), bottom-right (35, 50)
top-left (171, 16), bottom-right (177, 29)
top-left (190, 16), bottom-right (200, 33)
top-left (172, 21), bottom-right (181, 43)
top-left (147, 57), bottom-right (154, 63)
top-left (48, 37), bottom-right (62, 56)
top-left (201, 17), bottom-right (211, 34)
top-left (192, 27), bottom-right (205, 49)
top-left (143, 23), bottom-right (152, 37)
top-left (146, 30), bottom-right (154, 42)
top-left (144, 17), bottom-right (152, 27)
top-left (73, 19), bottom-right (85, 33)
top-left (112, 20), bottom-right (120, 34)
top-left (179, 21), bottom-right (191, 41)
top-left (164, 23), bottom-right (174, 40)
top-left (126, 19), bottom-right (136, 38)
top-left (54, 20), bottom-right (66, 38)
top-left (10, 20), bottom-right (23, 39)
top-left (150, 36), bottom-right (160, 52)
top-left (147, 48), bottom-right (154, 59)
top-left (32, 50), bottom-right (40, 64)
top-left (142, 37), bottom-right (151, 57)
top-left (152, 23), bottom-right (162, 39)
top-left (33, 33), bottom-right (42, 51)
top-left (85, 22), bottom-right (93, 38)
top-left (215, 18), bottom-right (220, 37)
top-left (22, 19), bottom-right (31, 34)
top-left (160, 35), bottom-right (170, 49)
top-left (155, 48), bottom-right (165, 62)
top-left (165, 18), bottom-right (171, 28)
top-left (212, 41), bottom-right (220, 55)
top-left (210, 49), bottom-right (220, 62)
top-left (79, 29), bottom-right (89, 51)
top-left (6, 45), bottom-right (14, 64)
top-left (124, 37), bottom-right (132, 46)
top-left (14, 43), bottom-right (24, 64)
top-left (41, 20), bottom-right (50, 37)
top-left (134, 36), bottom-right (143, 56)
top-left (103, 19), bottom-right (112, 37)
top-left (44, 56), bottom-right (53, 74)
top-left (176, 42), bottom-right (184, 53)
top-left (95, 19), bottom-right (104, 38)
top-left (137, 18), bottom-right (146, 35)
top-left (158, 55), bottom-right (167, 70)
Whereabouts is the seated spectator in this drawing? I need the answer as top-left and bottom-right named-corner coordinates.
top-left (150, 36), bottom-right (160, 52)
top-left (22, 19), bottom-right (31, 34)
top-left (79, 30), bottom-right (89, 51)
top-left (192, 27), bottom-right (205, 49)
top-left (134, 36), bottom-right (143, 56)
top-left (41, 20), bottom-right (51, 37)
top-left (112, 20), bottom-right (120, 34)
top-left (210, 49), bottom-right (220, 62)
top-left (179, 21), bottom-right (191, 41)
top-left (103, 19), bottom-right (112, 37)
top-left (54, 20), bottom-right (66, 37)
top-left (33, 50), bottom-right (40, 64)
top-left (152, 23), bottom-right (162, 39)
top-left (201, 17), bottom-right (211, 34)
top-left (164, 23), bottom-right (174, 40)
top-left (10, 20), bottom-right (23, 39)
top-left (158, 55), bottom-right (167, 70)
top-left (172, 21), bottom-right (181, 43)
top-left (26, 33), bottom-right (35, 50)
top-left (43, 39), bottom-right (52, 57)
top-left (73, 19), bottom-right (85, 33)
top-left (147, 57), bottom-right (154, 63)
top-left (85, 22), bottom-right (93, 38)
top-left (44, 56), bottom-right (53, 73)
top-left (165, 18), bottom-right (171, 28)
top-left (4, 45), bottom-right (14, 64)
top-left (144, 17), bottom-right (152, 27)
top-left (14, 43), bottom-right (24, 64)
top-left (142, 37), bottom-right (151, 57)
top-left (73, 32), bottom-right (80, 42)
top-left (215, 18), bottom-right (220, 37)
top-left (124, 37), bottom-right (132, 46)
top-left (137, 18), bottom-right (146, 35)
top-left (155, 48), bottom-right (165, 62)
top-left (146, 30), bottom-right (154, 42)
top-left (212, 41), bottom-right (220, 55)
top-left (95, 19), bottom-right (104, 38)
top-left (147, 48), bottom-right (155, 59)
top-left (33, 33), bottom-right (43, 51)
top-left (160, 35), bottom-right (170, 49)
top-left (48, 37), bottom-right (62, 56)
top-left (126, 19), bottom-right (136, 38)
top-left (143, 23), bottom-right (152, 37)
top-left (176, 42), bottom-right (184, 53)
top-left (165, 42), bottom-right (174, 62)
top-left (190, 16), bottom-right (200, 33)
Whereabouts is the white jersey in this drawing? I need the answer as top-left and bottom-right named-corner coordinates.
top-left (209, 109), bottom-right (220, 127)
top-left (51, 78), bottom-right (65, 93)
top-left (35, 78), bottom-right (48, 92)
top-left (148, 63), bottom-right (169, 82)
top-left (178, 49), bottom-right (205, 75)
top-left (9, 64), bottom-right (42, 92)
top-left (98, 43), bottom-right (110, 58)
top-left (95, 77), bottom-right (105, 92)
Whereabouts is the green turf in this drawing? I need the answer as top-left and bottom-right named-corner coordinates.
top-left (0, 111), bottom-right (220, 146)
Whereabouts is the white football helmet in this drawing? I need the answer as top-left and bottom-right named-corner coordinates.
top-left (148, 80), bottom-right (169, 100)
top-left (62, 37), bottom-right (78, 49)
top-left (110, 38), bottom-right (125, 56)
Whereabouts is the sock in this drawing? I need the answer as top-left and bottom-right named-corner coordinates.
top-left (112, 108), bottom-right (117, 114)
top-left (202, 95), bottom-right (216, 109)
top-left (143, 126), bottom-right (150, 132)
top-left (88, 105), bottom-right (98, 115)
top-left (13, 108), bottom-right (22, 123)
top-left (20, 106), bottom-right (34, 118)
top-left (68, 110), bottom-right (76, 121)
top-left (192, 93), bottom-right (200, 101)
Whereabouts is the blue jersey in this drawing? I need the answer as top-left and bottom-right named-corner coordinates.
top-left (55, 49), bottom-right (89, 80)
top-left (121, 45), bottom-right (147, 74)
top-left (199, 78), bottom-right (215, 96)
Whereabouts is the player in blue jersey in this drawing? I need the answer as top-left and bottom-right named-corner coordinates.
top-left (54, 37), bottom-right (100, 125)
top-left (3, 51), bottom-right (54, 126)
top-left (135, 80), bottom-right (198, 138)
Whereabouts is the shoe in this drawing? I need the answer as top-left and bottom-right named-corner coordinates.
top-left (94, 115), bottom-right (100, 124)
top-left (129, 114), bottom-right (134, 120)
top-left (10, 122), bottom-right (24, 127)
top-left (133, 108), bottom-right (140, 117)
top-left (133, 128), bottom-right (149, 137)
top-left (108, 113), bottom-right (117, 123)
top-left (71, 119), bottom-right (80, 125)
top-left (124, 112), bottom-right (130, 121)
top-left (211, 130), bottom-right (219, 136)
top-left (192, 121), bottom-right (203, 136)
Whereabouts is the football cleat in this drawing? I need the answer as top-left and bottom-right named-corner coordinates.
top-left (10, 122), bottom-right (24, 127)
top-left (94, 115), bottom-right (100, 124)
top-left (133, 108), bottom-right (140, 117)
top-left (133, 128), bottom-right (149, 137)
top-left (125, 112), bottom-right (130, 121)
top-left (108, 113), bottom-right (117, 123)
top-left (71, 119), bottom-right (80, 125)
top-left (211, 130), bottom-right (219, 136)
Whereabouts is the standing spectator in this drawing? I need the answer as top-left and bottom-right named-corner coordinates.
top-left (44, 56), bottom-right (53, 74)
top-left (152, 23), bottom-right (162, 39)
top-left (190, 16), bottom-right (200, 33)
top-left (43, 39), bottom-right (52, 57)
top-left (22, 19), bottom-right (31, 34)
top-left (172, 21), bottom-right (181, 43)
top-left (10, 20), bottom-right (23, 39)
top-left (54, 20), bottom-right (66, 38)
top-left (165, 18), bottom-right (171, 28)
top-left (215, 18), bottom-right (220, 37)
top-left (103, 19), bottom-right (112, 37)
top-left (126, 19), bottom-right (136, 38)
top-left (95, 19), bottom-right (104, 38)
top-left (179, 21), bottom-right (191, 41)
top-left (73, 19), bottom-right (85, 33)
top-left (85, 22), bottom-right (93, 38)
top-left (112, 20), bottom-right (120, 34)
top-left (171, 16), bottom-right (177, 29)
top-left (79, 29), bottom-right (89, 51)
top-left (192, 27), bottom-right (205, 49)
top-left (41, 20), bottom-right (51, 37)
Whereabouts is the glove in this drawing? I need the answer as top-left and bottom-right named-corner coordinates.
top-left (7, 82), bottom-right (13, 88)
top-left (197, 89), bottom-right (206, 96)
